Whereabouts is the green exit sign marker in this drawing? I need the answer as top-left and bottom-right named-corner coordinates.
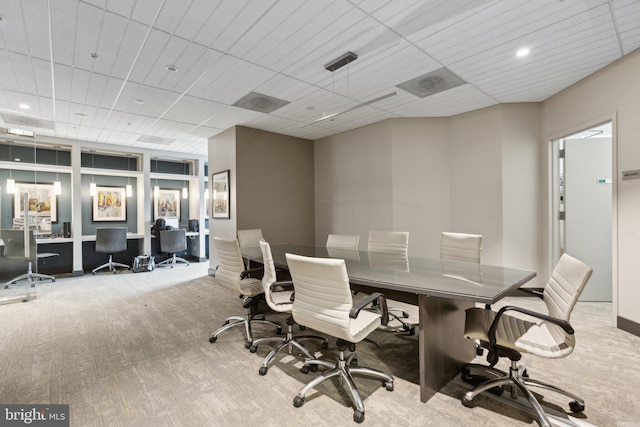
top-left (596, 179), bottom-right (612, 184)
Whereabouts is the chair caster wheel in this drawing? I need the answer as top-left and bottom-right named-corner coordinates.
top-left (293, 396), bottom-right (305, 408)
top-left (300, 365), bottom-right (310, 374)
top-left (461, 396), bottom-right (475, 408)
top-left (350, 357), bottom-right (358, 366)
top-left (275, 327), bottom-right (282, 334)
top-left (321, 341), bottom-right (329, 350)
top-left (245, 341), bottom-right (252, 349)
top-left (401, 311), bottom-right (409, 318)
top-left (353, 410), bottom-right (365, 423)
top-left (385, 381), bottom-right (394, 391)
top-left (476, 347), bottom-right (484, 356)
top-left (258, 366), bottom-right (268, 376)
top-left (209, 336), bottom-right (217, 343)
top-left (299, 325), bottom-right (306, 330)
top-left (222, 320), bottom-right (229, 326)
top-left (569, 401), bottom-right (585, 413)
top-left (92, 272), bottom-right (96, 275)
top-left (249, 345), bottom-right (257, 353)
top-left (308, 364), bottom-right (318, 372)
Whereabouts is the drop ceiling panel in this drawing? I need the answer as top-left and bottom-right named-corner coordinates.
top-left (209, 1), bottom-right (278, 53)
top-left (173, 0), bottom-right (224, 42)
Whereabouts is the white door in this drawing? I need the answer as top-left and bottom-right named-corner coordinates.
top-left (564, 136), bottom-right (612, 301)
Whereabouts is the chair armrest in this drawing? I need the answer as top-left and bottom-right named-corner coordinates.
top-left (488, 305), bottom-right (574, 344)
top-left (240, 267), bottom-right (263, 279)
top-left (349, 292), bottom-right (389, 326)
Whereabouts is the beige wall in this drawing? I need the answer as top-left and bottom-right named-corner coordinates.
top-left (542, 48), bottom-right (640, 326)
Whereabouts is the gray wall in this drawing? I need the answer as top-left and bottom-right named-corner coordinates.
top-left (208, 126), bottom-right (315, 269)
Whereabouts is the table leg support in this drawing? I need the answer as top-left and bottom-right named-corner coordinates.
top-left (418, 295), bottom-right (475, 402)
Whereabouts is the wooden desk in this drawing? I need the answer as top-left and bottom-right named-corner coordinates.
top-left (243, 244), bottom-right (536, 403)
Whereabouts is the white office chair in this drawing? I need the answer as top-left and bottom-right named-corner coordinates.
top-left (209, 237), bottom-right (281, 348)
top-left (440, 231), bottom-right (483, 263)
top-left (326, 234), bottom-right (360, 250)
top-left (237, 228), bottom-right (264, 250)
top-left (248, 240), bottom-right (328, 375)
top-left (367, 231), bottom-right (413, 333)
top-left (286, 253), bottom-right (394, 424)
top-left (460, 253), bottom-right (592, 427)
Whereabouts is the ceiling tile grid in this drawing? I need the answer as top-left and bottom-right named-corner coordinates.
top-left (1, 0), bottom-right (640, 156)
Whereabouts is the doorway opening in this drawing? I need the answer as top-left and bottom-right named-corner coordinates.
top-left (551, 121), bottom-right (613, 302)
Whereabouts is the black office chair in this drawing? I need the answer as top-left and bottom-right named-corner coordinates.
top-left (2, 229), bottom-right (56, 288)
top-left (157, 229), bottom-right (189, 268)
top-left (92, 227), bottom-right (129, 274)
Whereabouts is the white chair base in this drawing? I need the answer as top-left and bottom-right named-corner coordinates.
top-left (461, 361), bottom-right (585, 427)
top-left (5, 262), bottom-right (55, 288)
top-left (92, 255), bottom-right (130, 275)
top-left (157, 254), bottom-right (190, 268)
top-left (293, 340), bottom-right (394, 424)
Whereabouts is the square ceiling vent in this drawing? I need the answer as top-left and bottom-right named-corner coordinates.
top-left (232, 92), bottom-right (290, 114)
top-left (396, 67), bottom-right (466, 98)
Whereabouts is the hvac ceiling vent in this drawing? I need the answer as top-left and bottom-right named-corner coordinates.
top-left (396, 67), bottom-right (466, 98)
top-left (137, 135), bottom-right (175, 145)
top-left (1, 113), bottom-right (55, 129)
top-left (232, 91), bottom-right (290, 114)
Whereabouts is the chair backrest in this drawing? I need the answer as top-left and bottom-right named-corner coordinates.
top-left (367, 231), bottom-right (409, 256)
top-left (237, 228), bottom-right (264, 250)
top-left (159, 229), bottom-right (187, 253)
top-left (213, 237), bottom-right (245, 291)
top-left (259, 240), bottom-right (291, 313)
top-left (95, 227), bottom-right (127, 254)
top-left (1, 229), bottom-right (36, 260)
top-left (544, 253), bottom-right (592, 321)
top-left (326, 234), bottom-right (360, 250)
top-left (440, 232), bottom-right (482, 263)
top-left (287, 253), bottom-right (377, 343)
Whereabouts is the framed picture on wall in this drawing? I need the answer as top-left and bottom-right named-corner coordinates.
top-left (93, 185), bottom-right (127, 222)
top-left (212, 169), bottom-right (230, 219)
top-left (154, 188), bottom-right (180, 220)
top-left (13, 182), bottom-right (58, 227)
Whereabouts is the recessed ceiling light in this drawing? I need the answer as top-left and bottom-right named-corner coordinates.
top-left (516, 48), bottom-right (530, 58)
top-left (134, 99), bottom-right (145, 105)
top-left (19, 103), bottom-right (30, 109)
top-left (165, 65), bottom-right (179, 73)
top-left (90, 52), bottom-right (99, 59)
top-left (75, 112), bottom-right (88, 117)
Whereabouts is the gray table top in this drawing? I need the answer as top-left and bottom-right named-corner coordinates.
top-left (242, 243), bottom-right (536, 304)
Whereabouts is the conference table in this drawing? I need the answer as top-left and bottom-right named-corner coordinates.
top-left (242, 244), bottom-right (536, 403)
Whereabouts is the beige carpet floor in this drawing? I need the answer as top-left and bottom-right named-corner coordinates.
top-left (1, 263), bottom-right (639, 426)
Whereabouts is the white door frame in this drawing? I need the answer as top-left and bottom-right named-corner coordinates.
top-left (546, 113), bottom-right (618, 318)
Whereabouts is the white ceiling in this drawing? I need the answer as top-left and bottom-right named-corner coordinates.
top-left (1, 0), bottom-right (639, 156)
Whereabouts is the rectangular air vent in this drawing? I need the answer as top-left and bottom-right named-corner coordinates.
top-left (232, 92), bottom-right (290, 114)
top-left (396, 67), bottom-right (466, 98)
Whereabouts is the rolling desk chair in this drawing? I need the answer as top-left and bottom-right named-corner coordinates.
top-left (209, 237), bottom-right (281, 348)
top-left (460, 253), bottom-right (592, 427)
top-left (287, 253), bottom-right (394, 424)
top-left (326, 234), bottom-right (360, 250)
top-left (367, 230), bottom-right (413, 333)
top-left (248, 240), bottom-right (328, 375)
top-left (2, 229), bottom-right (56, 288)
top-left (157, 229), bottom-right (189, 268)
top-left (92, 227), bottom-right (129, 274)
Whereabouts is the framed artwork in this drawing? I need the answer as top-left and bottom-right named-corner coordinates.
top-left (155, 188), bottom-right (180, 220)
top-left (13, 182), bottom-right (58, 224)
top-left (93, 186), bottom-right (127, 222)
top-left (212, 169), bottom-right (230, 219)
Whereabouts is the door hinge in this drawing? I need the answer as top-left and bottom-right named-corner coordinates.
top-left (558, 149), bottom-right (565, 159)
top-left (558, 211), bottom-right (565, 220)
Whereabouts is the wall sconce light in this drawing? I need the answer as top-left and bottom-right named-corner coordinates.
top-left (126, 176), bottom-right (132, 197)
top-left (89, 182), bottom-right (96, 196)
top-left (53, 149), bottom-right (62, 195)
top-left (154, 178), bottom-right (160, 198)
top-left (7, 141), bottom-right (15, 194)
top-left (182, 180), bottom-right (188, 199)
